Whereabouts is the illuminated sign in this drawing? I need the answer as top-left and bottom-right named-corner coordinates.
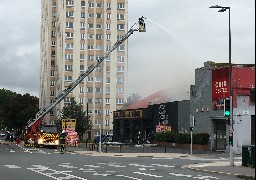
top-left (62, 119), bottom-right (76, 131)
top-left (113, 110), bottom-right (142, 119)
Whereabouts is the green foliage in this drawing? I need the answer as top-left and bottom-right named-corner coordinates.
top-left (154, 132), bottom-right (209, 145)
top-left (62, 97), bottom-right (92, 140)
top-left (0, 89), bottom-right (39, 131)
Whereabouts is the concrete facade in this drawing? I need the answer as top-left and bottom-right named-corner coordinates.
top-left (40, 0), bottom-right (128, 139)
top-left (190, 61), bottom-right (255, 153)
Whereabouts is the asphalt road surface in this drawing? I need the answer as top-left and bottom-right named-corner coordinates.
top-left (0, 142), bottom-right (239, 180)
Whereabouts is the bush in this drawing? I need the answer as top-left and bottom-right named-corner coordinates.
top-left (154, 132), bottom-right (209, 145)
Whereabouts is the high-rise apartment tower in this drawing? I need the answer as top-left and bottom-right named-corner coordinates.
top-left (40, 0), bottom-right (128, 139)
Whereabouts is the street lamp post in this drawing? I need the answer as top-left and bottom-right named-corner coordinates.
top-left (210, 5), bottom-right (234, 166)
top-left (98, 124), bottom-right (102, 153)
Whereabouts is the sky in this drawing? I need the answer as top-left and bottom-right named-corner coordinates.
top-left (0, 0), bottom-right (255, 101)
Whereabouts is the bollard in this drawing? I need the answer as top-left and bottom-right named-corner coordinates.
top-left (120, 144), bottom-right (122, 153)
top-left (142, 145), bottom-right (144, 153)
top-left (165, 146), bottom-right (167, 153)
top-left (106, 145), bottom-right (108, 153)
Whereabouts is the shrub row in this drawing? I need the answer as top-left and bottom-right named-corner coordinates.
top-left (154, 132), bottom-right (209, 145)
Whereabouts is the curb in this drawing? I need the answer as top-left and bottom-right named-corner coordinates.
top-left (183, 165), bottom-right (255, 180)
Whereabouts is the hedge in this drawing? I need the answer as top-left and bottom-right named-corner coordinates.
top-left (154, 132), bottom-right (209, 145)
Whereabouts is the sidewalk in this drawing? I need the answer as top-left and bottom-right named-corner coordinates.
top-left (66, 145), bottom-right (255, 180)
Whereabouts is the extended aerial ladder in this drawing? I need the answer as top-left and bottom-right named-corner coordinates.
top-left (26, 16), bottom-right (146, 137)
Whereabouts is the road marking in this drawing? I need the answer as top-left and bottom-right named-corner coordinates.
top-left (28, 165), bottom-right (87, 180)
top-left (169, 173), bottom-right (219, 179)
top-left (134, 172), bottom-right (162, 178)
top-left (151, 164), bottom-right (175, 168)
top-left (129, 164), bottom-right (154, 168)
top-left (4, 165), bottom-right (21, 169)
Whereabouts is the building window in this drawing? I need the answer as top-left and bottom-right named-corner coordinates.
top-left (117, 45), bottom-right (125, 51)
top-left (117, 24), bottom-right (125, 30)
top-left (88, 45), bottom-right (94, 50)
top-left (88, 98), bottom-right (93, 104)
top-left (117, 77), bottom-right (124, 83)
top-left (95, 77), bottom-right (102, 82)
top-left (51, 41), bottom-right (56, 46)
top-left (80, 98), bottom-right (84, 104)
top-left (95, 87), bottom-right (101, 93)
top-left (96, 24), bottom-right (102, 29)
top-left (66, 22), bottom-right (73, 28)
top-left (106, 87), bottom-right (110, 94)
top-left (81, 12), bottom-right (85, 18)
top-left (117, 66), bottom-right (125, 72)
top-left (80, 33), bottom-right (85, 39)
top-left (64, 97), bottom-right (71, 103)
top-left (89, 2), bottom-right (94, 7)
top-left (117, 87), bottom-right (124, 94)
top-left (65, 54), bottom-right (73, 60)
top-left (66, 32), bottom-right (73, 39)
top-left (106, 24), bottom-right (111, 30)
top-left (96, 45), bottom-right (102, 50)
top-left (51, 31), bottom-right (56, 37)
top-left (87, 87), bottom-right (93, 92)
top-left (80, 65), bottom-right (84, 72)
top-left (80, 54), bottom-right (85, 60)
top-left (88, 55), bottom-right (94, 60)
top-left (66, 11), bottom-right (74, 18)
top-left (88, 77), bottom-right (94, 82)
top-left (79, 86), bottom-right (84, 93)
top-left (88, 34), bottom-right (94, 39)
top-left (65, 65), bottom-right (73, 71)
top-left (117, 3), bottom-right (125, 9)
top-left (65, 43), bottom-right (73, 50)
top-left (116, 98), bottom-right (124, 104)
top-left (81, 22), bottom-right (85, 29)
top-left (51, 81), bottom-right (55, 86)
top-left (105, 120), bottom-right (109, 126)
top-left (105, 98), bottom-right (110, 104)
top-left (107, 3), bottom-right (111, 9)
top-left (96, 34), bottom-right (102, 40)
top-left (96, 3), bottom-right (102, 8)
top-left (50, 90), bottom-right (54, 96)
top-left (88, 13), bottom-right (94, 18)
top-left (106, 77), bottom-right (110, 83)
top-left (81, 1), bottom-right (85, 8)
top-left (51, 70), bottom-right (55, 76)
top-left (96, 13), bottom-right (102, 18)
top-left (95, 98), bottom-right (101, 103)
top-left (95, 110), bottom-right (101, 114)
top-left (80, 44), bottom-right (85, 50)
top-left (117, 56), bottom-right (125, 62)
top-left (117, 14), bottom-right (125, 20)
top-left (65, 76), bottom-right (72, 81)
top-left (106, 34), bottom-right (111, 40)
top-left (88, 24), bottom-right (94, 29)
top-left (66, 0), bottom-right (74, 7)
top-left (107, 13), bottom-right (111, 19)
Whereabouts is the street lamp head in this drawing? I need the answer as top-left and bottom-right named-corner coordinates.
top-left (209, 5), bottom-right (222, 8)
top-left (218, 8), bottom-right (227, 12)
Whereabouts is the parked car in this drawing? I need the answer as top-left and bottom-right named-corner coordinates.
top-left (94, 134), bottom-right (113, 144)
top-left (0, 132), bottom-right (6, 137)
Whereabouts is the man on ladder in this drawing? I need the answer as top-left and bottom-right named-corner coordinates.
top-left (59, 130), bottom-right (67, 154)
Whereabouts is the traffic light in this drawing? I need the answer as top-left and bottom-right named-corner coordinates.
top-left (224, 99), bottom-right (231, 117)
top-left (190, 127), bottom-right (194, 131)
top-left (229, 135), bottom-right (233, 146)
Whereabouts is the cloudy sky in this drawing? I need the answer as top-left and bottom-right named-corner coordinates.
top-left (0, 0), bottom-right (255, 101)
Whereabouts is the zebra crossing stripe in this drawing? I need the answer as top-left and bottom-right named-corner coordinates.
top-left (4, 165), bottom-right (21, 169)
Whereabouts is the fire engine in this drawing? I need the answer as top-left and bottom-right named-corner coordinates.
top-left (24, 17), bottom-right (146, 146)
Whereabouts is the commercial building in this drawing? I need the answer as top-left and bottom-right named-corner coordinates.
top-left (40, 0), bottom-right (128, 139)
top-left (113, 89), bottom-right (190, 144)
top-left (190, 61), bottom-right (255, 153)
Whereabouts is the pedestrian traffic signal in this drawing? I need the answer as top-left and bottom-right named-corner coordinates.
top-left (224, 99), bottom-right (231, 117)
top-left (229, 135), bottom-right (233, 146)
top-left (190, 127), bottom-right (194, 131)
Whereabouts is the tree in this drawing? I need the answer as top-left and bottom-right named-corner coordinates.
top-left (61, 97), bottom-right (91, 140)
top-left (123, 93), bottom-right (142, 109)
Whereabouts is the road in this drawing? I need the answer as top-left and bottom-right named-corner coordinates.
top-left (0, 142), bottom-right (239, 180)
